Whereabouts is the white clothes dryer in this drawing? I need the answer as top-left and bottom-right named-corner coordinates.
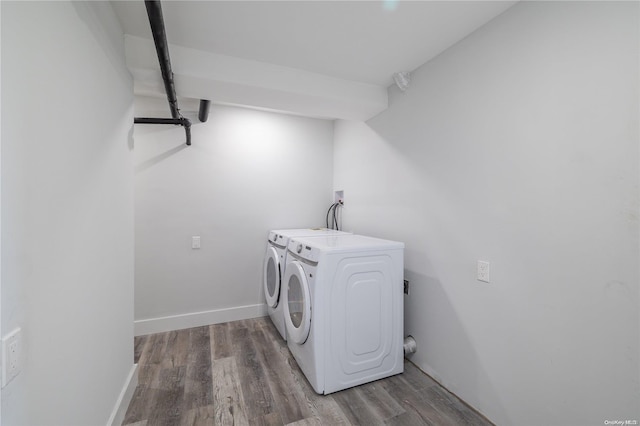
top-left (282, 234), bottom-right (404, 394)
top-left (263, 228), bottom-right (351, 340)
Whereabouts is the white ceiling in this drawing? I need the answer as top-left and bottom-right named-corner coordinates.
top-left (112, 1), bottom-right (517, 119)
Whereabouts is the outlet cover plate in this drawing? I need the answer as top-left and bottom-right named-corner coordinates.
top-left (2, 328), bottom-right (22, 387)
top-left (477, 261), bottom-right (490, 283)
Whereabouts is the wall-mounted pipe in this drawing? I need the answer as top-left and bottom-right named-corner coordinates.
top-left (134, 0), bottom-right (192, 146)
top-left (198, 99), bottom-right (211, 122)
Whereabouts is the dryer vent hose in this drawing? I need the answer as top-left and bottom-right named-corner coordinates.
top-left (403, 336), bottom-right (417, 356)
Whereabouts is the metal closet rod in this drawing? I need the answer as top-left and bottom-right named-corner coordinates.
top-left (134, 0), bottom-right (192, 146)
top-left (134, 117), bottom-right (192, 145)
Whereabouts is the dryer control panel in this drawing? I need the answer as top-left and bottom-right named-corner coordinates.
top-left (268, 232), bottom-right (287, 248)
top-left (288, 239), bottom-right (321, 263)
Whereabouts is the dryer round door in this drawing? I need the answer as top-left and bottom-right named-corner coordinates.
top-left (283, 261), bottom-right (311, 344)
top-left (263, 246), bottom-right (281, 308)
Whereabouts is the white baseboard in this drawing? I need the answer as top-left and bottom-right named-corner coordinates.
top-left (107, 364), bottom-right (138, 426)
top-left (134, 303), bottom-right (268, 336)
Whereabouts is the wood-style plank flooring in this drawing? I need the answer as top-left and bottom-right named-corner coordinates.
top-left (123, 317), bottom-right (493, 426)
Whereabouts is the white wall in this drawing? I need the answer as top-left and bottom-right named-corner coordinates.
top-left (334, 2), bottom-right (639, 425)
top-left (134, 99), bottom-right (334, 334)
top-left (0, 3), bottom-right (3, 421)
top-left (1, 2), bottom-right (135, 424)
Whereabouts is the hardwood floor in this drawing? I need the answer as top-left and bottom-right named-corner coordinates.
top-left (123, 317), bottom-right (492, 426)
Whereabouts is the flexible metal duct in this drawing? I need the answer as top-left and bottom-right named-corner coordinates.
top-left (404, 336), bottom-right (417, 356)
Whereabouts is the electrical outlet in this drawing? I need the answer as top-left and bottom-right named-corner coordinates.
top-left (404, 279), bottom-right (410, 295)
top-left (2, 328), bottom-right (22, 387)
top-left (477, 261), bottom-right (490, 283)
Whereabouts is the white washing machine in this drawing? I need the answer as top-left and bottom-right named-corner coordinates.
top-left (282, 234), bottom-right (404, 394)
top-left (263, 228), bottom-right (351, 340)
